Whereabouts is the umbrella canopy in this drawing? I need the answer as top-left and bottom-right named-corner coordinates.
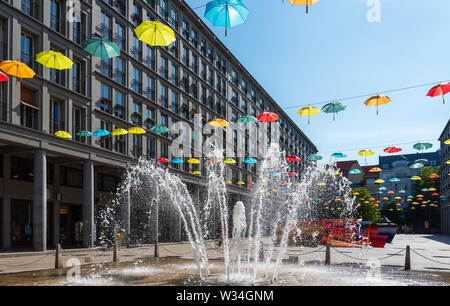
top-left (128, 127), bottom-right (146, 134)
top-left (358, 150), bottom-right (375, 156)
top-left (270, 173), bottom-right (280, 177)
top-left (308, 154), bottom-right (323, 161)
top-left (93, 129), bottom-right (110, 137)
top-left (237, 181), bottom-right (246, 185)
top-left (364, 95), bottom-right (391, 115)
top-left (379, 187), bottom-right (387, 190)
top-left (0, 71), bottom-right (8, 82)
top-left (187, 158), bottom-right (201, 164)
top-left (413, 142), bottom-right (432, 151)
top-left (111, 129), bottom-right (129, 136)
top-left (369, 167), bottom-right (382, 172)
top-left (286, 156), bottom-right (301, 162)
top-left (331, 152), bottom-right (347, 158)
top-left (287, 0), bottom-right (319, 13)
top-left (349, 169), bottom-right (361, 175)
top-left (0, 60), bottom-right (35, 81)
top-left (171, 158), bottom-right (184, 164)
top-left (237, 115), bottom-right (258, 124)
top-left (36, 51), bottom-right (73, 70)
top-left (192, 171), bottom-right (201, 175)
top-left (384, 146), bottom-right (402, 154)
top-left (243, 157), bottom-right (257, 164)
top-left (157, 158), bottom-right (169, 163)
top-left (445, 139), bottom-right (450, 145)
top-left (321, 102), bottom-right (347, 121)
top-left (134, 21), bottom-right (176, 47)
top-left (389, 178), bottom-right (400, 182)
top-left (204, 0), bottom-right (250, 36)
top-left (375, 179), bottom-right (385, 183)
top-left (257, 112), bottom-right (279, 122)
top-left (428, 188), bottom-right (437, 191)
top-left (150, 125), bottom-right (169, 133)
top-left (410, 163), bottom-right (424, 169)
top-left (399, 190), bottom-right (406, 194)
top-left (76, 130), bottom-right (93, 137)
top-left (81, 38), bottom-right (120, 58)
top-left (410, 176), bottom-right (422, 180)
top-left (428, 174), bottom-right (440, 179)
top-left (224, 158), bottom-right (237, 164)
top-left (387, 191), bottom-right (395, 194)
top-left (209, 118), bottom-right (229, 127)
top-left (55, 131), bottom-right (72, 139)
top-left (297, 106), bottom-right (321, 124)
top-left (427, 82), bottom-right (450, 104)
top-left (288, 172), bottom-right (298, 177)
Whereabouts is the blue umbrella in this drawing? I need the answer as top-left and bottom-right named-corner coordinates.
top-left (270, 173), bottom-right (280, 177)
top-left (204, 0), bottom-right (249, 36)
top-left (243, 157), bottom-right (257, 164)
top-left (389, 178), bottom-right (400, 182)
top-left (93, 129), bottom-right (110, 137)
top-left (349, 169), bottom-right (361, 174)
top-left (410, 163), bottom-right (424, 169)
top-left (332, 152), bottom-right (347, 158)
top-left (171, 158), bottom-right (184, 164)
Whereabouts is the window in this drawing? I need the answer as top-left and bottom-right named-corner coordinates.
top-left (132, 102), bottom-right (142, 125)
top-left (160, 0), bottom-right (168, 20)
top-left (50, 98), bottom-right (64, 133)
top-left (145, 108), bottom-right (155, 130)
top-left (60, 167), bottom-right (83, 188)
top-left (160, 85), bottom-right (168, 108)
top-left (191, 55), bottom-right (198, 73)
top-left (20, 86), bottom-right (38, 130)
top-left (160, 56), bottom-right (168, 79)
top-left (132, 3), bottom-right (142, 26)
top-left (146, 75), bottom-right (155, 100)
top-left (100, 11), bottom-right (112, 40)
top-left (20, 33), bottom-right (34, 70)
top-left (98, 174), bottom-right (119, 192)
top-left (145, 46), bottom-right (155, 70)
top-left (170, 9), bottom-right (178, 30)
top-left (182, 20), bottom-right (189, 39)
top-left (114, 22), bottom-right (125, 50)
top-left (182, 46), bottom-right (189, 66)
top-left (100, 120), bottom-right (112, 150)
top-left (73, 16), bottom-right (82, 44)
top-left (132, 35), bottom-right (142, 61)
top-left (147, 138), bottom-right (156, 159)
top-left (171, 92), bottom-right (179, 114)
top-left (72, 60), bottom-right (84, 94)
top-left (114, 91), bottom-right (125, 119)
top-left (22, 0), bottom-right (39, 19)
top-left (160, 142), bottom-right (169, 157)
top-left (132, 134), bottom-right (142, 157)
top-left (72, 106), bottom-right (84, 143)
top-left (132, 67), bottom-right (142, 93)
top-left (171, 64), bottom-right (178, 86)
top-left (11, 157), bottom-right (33, 182)
top-left (115, 57), bottom-right (125, 84)
top-left (100, 83), bottom-right (112, 113)
top-left (50, 0), bottom-right (62, 33)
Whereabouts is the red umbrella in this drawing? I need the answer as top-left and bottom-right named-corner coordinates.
top-left (428, 174), bottom-right (440, 178)
top-left (257, 112), bottom-right (279, 122)
top-left (384, 146), bottom-right (402, 154)
top-left (427, 82), bottom-right (450, 104)
top-left (281, 182), bottom-right (289, 186)
top-left (288, 172), bottom-right (298, 177)
top-left (286, 156), bottom-right (301, 162)
top-left (157, 157), bottom-right (169, 163)
top-left (0, 71), bottom-right (8, 82)
top-left (387, 191), bottom-right (395, 194)
top-left (247, 182), bottom-right (254, 185)
top-left (432, 193), bottom-right (439, 196)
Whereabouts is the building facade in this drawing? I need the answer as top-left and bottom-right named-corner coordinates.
top-left (440, 119), bottom-right (450, 234)
top-left (0, 0), bottom-right (317, 251)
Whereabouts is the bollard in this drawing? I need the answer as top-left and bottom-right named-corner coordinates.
top-left (325, 243), bottom-right (331, 266)
top-left (113, 242), bottom-right (119, 263)
top-left (405, 245), bottom-right (411, 271)
top-left (259, 242), bottom-right (265, 261)
top-left (55, 244), bottom-right (62, 269)
top-left (154, 242), bottom-right (159, 258)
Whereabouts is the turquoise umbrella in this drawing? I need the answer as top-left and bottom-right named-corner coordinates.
top-left (237, 115), bottom-right (258, 124)
top-left (410, 163), bottom-right (424, 169)
top-left (171, 158), bottom-right (184, 164)
top-left (349, 169), bottom-right (361, 174)
top-left (379, 187), bottom-right (387, 191)
top-left (413, 142), bottom-right (432, 152)
top-left (76, 130), bottom-right (93, 137)
top-left (332, 152), bottom-right (347, 158)
top-left (308, 154), bottom-right (323, 161)
top-left (389, 178), bottom-right (400, 182)
top-left (82, 38), bottom-right (120, 59)
top-left (243, 157), bottom-right (257, 164)
top-left (270, 173), bottom-right (280, 177)
top-left (150, 125), bottom-right (169, 133)
top-left (321, 102), bottom-right (347, 121)
top-left (204, 0), bottom-right (250, 36)
top-left (93, 129), bottom-right (110, 137)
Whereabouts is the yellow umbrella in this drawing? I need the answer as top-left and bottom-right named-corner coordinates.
top-left (446, 160), bottom-right (450, 164)
top-left (287, 0), bottom-right (319, 14)
top-left (335, 171), bottom-right (341, 175)
top-left (224, 158), bottom-right (237, 164)
top-left (369, 167), bottom-right (382, 173)
top-left (188, 158), bottom-right (201, 164)
top-left (358, 149), bottom-right (375, 165)
top-left (428, 188), bottom-right (437, 191)
top-left (317, 182), bottom-right (326, 187)
top-left (444, 139), bottom-right (450, 144)
top-left (36, 51), bottom-right (73, 70)
top-left (55, 131), bottom-right (72, 139)
top-left (237, 181), bottom-right (245, 185)
top-left (128, 127), bottom-right (146, 134)
top-left (209, 118), bottom-right (229, 127)
top-left (134, 21), bottom-right (176, 47)
top-left (353, 192), bottom-right (360, 195)
top-left (375, 179), bottom-right (385, 183)
top-left (364, 95), bottom-right (391, 115)
top-left (0, 60), bottom-right (35, 82)
top-left (111, 128), bottom-right (129, 136)
top-left (297, 106), bottom-right (321, 124)
top-left (410, 176), bottom-right (422, 180)
top-left (192, 171), bottom-right (201, 175)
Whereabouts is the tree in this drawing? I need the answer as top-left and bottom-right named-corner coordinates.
top-left (352, 187), bottom-right (382, 223)
top-left (381, 200), bottom-right (404, 225)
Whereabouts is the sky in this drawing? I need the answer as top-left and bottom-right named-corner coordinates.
top-left (185, 0), bottom-right (450, 165)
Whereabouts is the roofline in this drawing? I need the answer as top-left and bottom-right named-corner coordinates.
top-left (439, 119), bottom-right (450, 141)
top-left (179, 1), bottom-right (317, 151)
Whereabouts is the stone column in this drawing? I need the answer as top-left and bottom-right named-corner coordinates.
top-left (121, 189), bottom-right (131, 246)
top-left (82, 160), bottom-right (94, 248)
top-left (1, 153), bottom-right (11, 249)
top-left (33, 149), bottom-right (47, 251)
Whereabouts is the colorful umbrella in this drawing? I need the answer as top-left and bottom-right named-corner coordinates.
top-left (134, 21), bottom-right (176, 47)
top-left (308, 154), bottom-right (323, 161)
top-left (257, 112), bottom-right (279, 122)
top-left (427, 83), bottom-right (450, 104)
top-left (384, 146), bottom-right (402, 154)
top-left (36, 51), bottom-right (73, 70)
top-left (192, 171), bottom-right (202, 175)
top-left (0, 60), bottom-right (35, 82)
top-left (379, 187), bottom-right (387, 190)
top-left (93, 129), bottom-right (110, 137)
top-left (428, 174), bottom-right (440, 179)
top-left (128, 127), bottom-right (146, 134)
top-left (369, 167), bottom-right (382, 172)
top-left (204, 0), bottom-right (250, 36)
top-left (399, 190), bottom-right (406, 194)
top-left (358, 149), bottom-right (375, 165)
top-left (364, 95), bottom-right (391, 115)
top-left (410, 163), bottom-right (424, 169)
top-left (445, 139), bottom-right (450, 145)
top-left (331, 152), bottom-right (347, 158)
top-left (237, 115), bottom-right (258, 124)
top-left (349, 169), bottom-right (361, 175)
top-left (55, 131), bottom-right (72, 139)
top-left (237, 181), bottom-right (246, 185)
top-left (286, 156), bottom-right (301, 162)
top-left (209, 118), bottom-right (229, 127)
top-left (188, 158), bottom-right (201, 164)
top-left (171, 158), bottom-right (184, 164)
top-left (410, 176), bottom-right (422, 180)
top-left (413, 142), bottom-right (432, 151)
top-left (389, 178), bottom-right (400, 182)
top-left (243, 157), bottom-right (257, 164)
top-left (76, 130), bottom-right (93, 137)
top-left (150, 125), bottom-right (169, 133)
top-left (288, 172), bottom-right (298, 177)
top-left (81, 38), bottom-right (120, 58)
top-left (375, 179), bottom-right (385, 183)
top-left (287, 0), bottom-right (319, 14)
top-left (224, 158), bottom-right (237, 164)
top-left (321, 102), bottom-right (347, 121)
top-left (0, 71), bottom-right (8, 82)
top-left (157, 158), bottom-right (169, 163)
top-left (297, 106), bottom-right (321, 124)
top-left (111, 129), bottom-right (129, 136)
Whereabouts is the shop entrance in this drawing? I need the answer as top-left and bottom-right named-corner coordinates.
top-left (59, 203), bottom-right (83, 248)
top-left (10, 200), bottom-right (33, 249)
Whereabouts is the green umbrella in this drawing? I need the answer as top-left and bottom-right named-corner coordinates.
top-left (410, 163), bottom-right (424, 169)
top-left (150, 125), bottom-right (169, 133)
top-left (308, 154), bottom-right (323, 161)
top-left (413, 142), bottom-right (432, 151)
top-left (237, 115), bottom-right (258, 124)
top-left (76, 130), bottom-right (93, 137)
top-left (321, 102), bottom-right (347, 121)
top-left (82, 38), bottom-right (120, 58)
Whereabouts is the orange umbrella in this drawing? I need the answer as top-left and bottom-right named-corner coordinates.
top-left (364, 95), bottom-right (391, 115)
top-left (0, 60), bottom-right (35, 83)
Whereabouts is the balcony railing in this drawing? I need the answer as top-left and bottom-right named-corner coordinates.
top-left (144, 56), bottom-right (155, 70)
top-left (50, 14), bottom-right (63, 34)
top-left (144, 87), bottom-right (155, 100)
top-left (21, 52), bottom-right (35, 71)
top-left (21, 0), bottom-right (40, 20)
top-left (72, 77), bottom-right (85, 95)
top-left (96, 24), bottom-right (112, 40)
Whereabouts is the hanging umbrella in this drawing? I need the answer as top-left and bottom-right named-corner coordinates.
top-left (375, 179), bottom-right (385, 183)
top-left (369, 167), bottom-right (382, 172)
top-left (111, 129), bottom-right (129, 136)
top-left (224, 158), bottom-right (237, 164)
top-left (55, 131), bottom-right (72, 139)
top-left (171, 158), bottom-right (184, 164)
top-left (331, 152), bottom-right (347, 158)
top-left (134, 21), bottom-right (176, 47)
top-left (225, 180), bottom-right (232, 184)
top-left (421, 188), bottom-right (429, 192)
top-left (204, 0), bottom-right (250, 36)
top-left (128, 127), bottom-right (146, 134)
top-left (321, 102), bottom-right (347, 121)
top-left (427, 83), bottom-right (450, 104)
top-left (192, 171), bottom-right (201, 175)
top-left (150, 125), bottom-right (169, 133)
top-left (287, 0), bottom-right (319, 13)
top-left (410, 163), bottom-right (424, 169)
top-left (237, 115), bottom-right (258, 124)
top-left (358, 149), bottom-right (375, 165)
top-left (288, 172), bottom-right (298, 177)
top-left (384, 146), bottom-right (402, 154)
top-left (410, 176), bottom-right (422, 180)
top-left (297, 106), bottom-right (321, 124)
top-left (257, 112), bottom-right (279, 122)
top-left (36, 51), bottom-right (73, 70)
top-left (413, 142), bottom-right (432, 152)
top-left (0, 60), bottom-right (35, 82)
top-left (399, 190), bottom-right (406, 194)
top-left (387, 191), bottom-right (395, 194)
top-left (379, 187), bottom-right (387, 191)
top-left (415, 159), bottom-right (429, 164)
top-left (188, 158), bottom-right (201, 164)
top-left (364, 95), bottom-right (391, 115)
top-left (243, 157), bottom-right (257, 164)
top-left (389, 178), bottom-right (400, 182)
top-left (428, 174), bottom-right (440, 179)
top-left (445, 139), bottom-right (450, 145)
top-left (93, 129), bottom-right (110, 137)
top-left (286, 156), bottom-right (301, 162)
top-left (237, 181), bottom-right (246, 185)
top-left (428, 188), bottom-right (437, 191)
top-left (270, 173), bottom-right (280, 177)
top-left (349, 169), bottom-right (361, 175)
top-left (0, 71), bottom-right (9, 81)
top-left (209, 118), bottom-right (229, 127)
top-left (82, 38), bottom-right (120, 58)
top-left (308, 154), bottom-right (323, 161)
top-left (157, 158), bottom-right (169, 163)
top-left (76, 130), bottom-right (93, 137)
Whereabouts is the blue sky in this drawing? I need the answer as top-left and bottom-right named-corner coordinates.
top-left (185, 0), bottom-right (450, 165)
